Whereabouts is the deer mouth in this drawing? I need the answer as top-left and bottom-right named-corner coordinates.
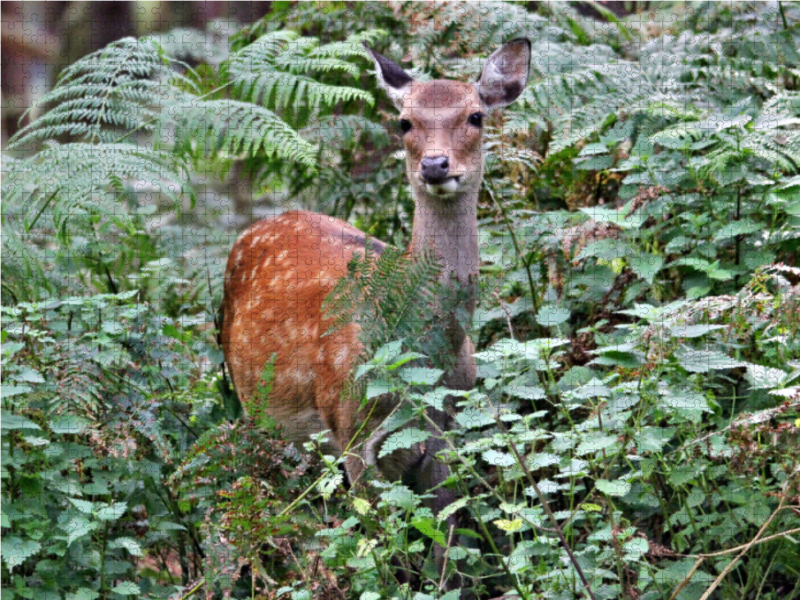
top-left (424, 176), bottom-right (461, 196)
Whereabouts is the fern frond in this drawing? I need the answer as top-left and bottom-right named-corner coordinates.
top-left (9, 37), bottom-right (192, 150)
top-left (167, 100), bottom-right (317, 167)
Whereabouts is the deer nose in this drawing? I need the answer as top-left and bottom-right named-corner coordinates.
top-left (420, 155), bottom-right (450, 184)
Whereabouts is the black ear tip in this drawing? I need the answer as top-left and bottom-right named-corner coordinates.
top-left (508, 37), bottom-right (531, 51)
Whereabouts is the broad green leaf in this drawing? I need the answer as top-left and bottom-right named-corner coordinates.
top-left (110, 582), bottom-right (140, 596)
top-left (1, 411), bottom-right (41, 430)
top-left (678, 349), bottom-right (746, 373)
top-left (623, 537), bottom-right (649, 560)
top-left (628, 254), bottom-right (664, 284)
top-left (50, 415), bottom-right (92, 434)
top-left (95, 502), bottom-right (127, 521)
top-left (506, 384), bottom-right (546, 400)
top-left (109, 537), bottom-right (142, 556)
top-left (660, 390), bottom-right (710, 412)
top-left (669, 324), bottom-right (725, 338)
top-left (494, 518), bottom-right (523, 532)
top-left (714, 218), bottom-right (762, 241)
top-left (67, 589), bottom-right (100, 600)
top-left (576, 434), bottom-right (618, 456)
top-left (1, 537), bottom-right (41, 569)
top-left (595, 479), bottom-right (631, 497)
top-left (366, 378), bottom-right (394, 399)
top-left (377, 429), bottom-right (430, 459)
top-left (746, 364), bottom-right (787, 389)
top-left (399, 367), bottom-right (443, 386)
top-left (482, 450), bottom-right (516, 467)
top-left (411, 516), bottom-right (447, 546)
top-left (536, 305), bottom-right (571, 327)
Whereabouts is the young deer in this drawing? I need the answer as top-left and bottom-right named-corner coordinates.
top-left (222, 38), bottom-right (530, 516)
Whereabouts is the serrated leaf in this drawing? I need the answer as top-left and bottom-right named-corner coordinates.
top-left (1, 537), bottom-right (41, 569)
top-left (714, 219), bottom-right (762, 241)
top-left (595, 479), bottom-right (631, 496)
top-left (494, 518), bottom-right (523, 532)
top-left (69, 498), bottom-right (95, 514)
top-left (110, 582), bottom-right (140, 596)
top-left (536, 305), bottom-right (571, 327)
top-left (66, 588), bottom-right (100, 600)
top-left (366, 378), bottom-right (394, 399)
top-left (669, 324), bottom-right (725, 338)
top-left (109, 537), bottom-right (142, 556)
top-left (411, 516), bottom-right (447, 546)
top-left (1, 410), bottom-right (41, 430)
top-left (660, 390), bottom-right (710, 412)
top-left (482, 450), bottom-right (516, 467)
top-left (628, 254), bottom-right (664, 284)
top-left (399, 367), bottom-right (443, 386)
top-left (678, 349), bottom-right (746, 373)
top-left (506, 385), bottom-right (546, 400)
top-left (377, 429), bottom-right (430, 459)
top-left (95, 502), bottom-right (127, 521)
top-left (50, 415), bottom-right (92, 434)
top-left (746, 364), bottom-right (787, 389)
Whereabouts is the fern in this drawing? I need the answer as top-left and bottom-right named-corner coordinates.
top-left (226, 30), bottom-right (376, 122)
top-left (168, 100), bottom-right (317, 166)
top-left (322, 240), bottom-right (448, 367)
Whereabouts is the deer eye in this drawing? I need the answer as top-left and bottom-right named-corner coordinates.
top-left (399, 118), bottom-right (412, 134)
top-left (468, 112), bottom-right (484, 127)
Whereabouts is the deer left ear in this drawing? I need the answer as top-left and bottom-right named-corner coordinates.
top-left (477, 38), bottom-right (531, 110)
top-left (364, 43), bottom-right (414, 110)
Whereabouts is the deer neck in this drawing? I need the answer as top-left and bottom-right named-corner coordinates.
top-left (409, 183), bottom-right (480, 343)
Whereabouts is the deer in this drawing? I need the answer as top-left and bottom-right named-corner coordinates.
top-left (221, 37), bottom-right (531, 566)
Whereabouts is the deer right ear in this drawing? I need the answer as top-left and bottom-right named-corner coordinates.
top-left (363, 43), bottom-right (414, 110)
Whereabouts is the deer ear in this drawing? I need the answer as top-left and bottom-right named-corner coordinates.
top-left (477, 38), bottom-right (531, 110)
top-left (363, 43), bottom-right (414, 110)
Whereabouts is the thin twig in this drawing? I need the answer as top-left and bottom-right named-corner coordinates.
top-left (438, 522), bottom-right (456, 592)
top-left (493, 291), bottom-right (517, 340)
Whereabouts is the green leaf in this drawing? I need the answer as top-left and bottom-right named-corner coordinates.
top-left (623, 537), bottom-right (649, 560)
top-left (50, 415), bottom-right (92, 434)
top-left (1, 385), bottom-right (31, 398)
top-left (635, 427), bottom-right (676, 453)
top-left (366, 378), bottom-right (395, 400)
top-left (399, 367), bottom-right (443, 386)
top-left (576, 434), bottom-right (618, 456)
top-left (595, 479), bottom-right (631, 497)
top-left (628, 254), bottom-right (664, 284)
top-left (660, 390), bottom-right (710, 412)
top-left (714, 219), bottom-right (763, 241)
top-left (69, 498), bottom-right (95, 514)
top-left (678, 349), bottom-right (746, 373)
top-left (669, 324), bottom-right (725, 338)
top-left (746, 364), bottom-right (787, 389)
top-left (1, 411), bottom-right (41, 430)
top-left (95, 502), bottom-right (127, 521)
top-left (411, 516), bottom-right (447, 546)
top-left (109, 537), bottom-right (142, 556)
top-left (16, 367), bottom-right (44, 383)
top-left (66, 588), bottom-right (100, 600)
top-left (380, 485), bottom-right (417, 511)
top-left (377, 429), bottom-right (430, 459)
top-left (482, 450), bottom-right (516, 467)
top-left (64, 515), bottom-right (98, 546)
top-left (110, 582), bottom-right (140, 596)
top-left (506, 385), bottom-right (546, 400)
top-left (536, 305), bottom-right (571, 327)
top-left (1, 537), bottom-right (41, 570)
